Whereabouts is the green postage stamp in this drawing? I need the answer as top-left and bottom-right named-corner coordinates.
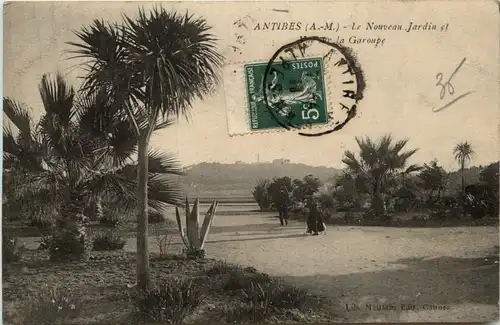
top-left (244, 57), bottom-right (328, 130)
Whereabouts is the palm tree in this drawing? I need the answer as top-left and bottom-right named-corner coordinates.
top-left (453, 141), bottom-right (475, 194)
top-left (342, 134), bottom-right (421, 217)
top-left (3, 73), bottom-right (184, 262)
top-left (67, 7), bottom-right (224, 291)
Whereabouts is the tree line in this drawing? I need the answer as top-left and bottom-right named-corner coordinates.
top-left (253, 135), bottom-right (499, 222)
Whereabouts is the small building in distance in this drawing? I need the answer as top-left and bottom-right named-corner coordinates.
top-left (272, 158), bottom-right (291, 164)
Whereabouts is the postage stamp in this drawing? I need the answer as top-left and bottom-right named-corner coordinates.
top-left (245, 57), bottom-right (328, 131)
top-left (225, 36), bottom-right (365, 136)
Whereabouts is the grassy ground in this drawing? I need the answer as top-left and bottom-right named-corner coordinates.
top-left (3, 248), bottom-right (341, 325)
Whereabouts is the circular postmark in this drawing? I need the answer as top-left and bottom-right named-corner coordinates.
top-left (262, 36), bottom-right (366, 137)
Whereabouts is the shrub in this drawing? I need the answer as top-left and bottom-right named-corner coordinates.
top-left (99, 213), bottom-right (121, 228)
top-left (361, 209), bottom-right (393, 224)
top-left (37, 234), bottom-right (53, 250)
top-left (152, 231), bottom-right (173, 261)
top-left (315, 185), bottom-right (338, 220)
top-left (134, 277), bottom-right (203, 323)
top-left (183, 246), bottom-right (205, 260)
top-left (204, 261), bottom-right (258, 277)
top-left (222, 267), bottom-right (270, 291)
top-left (25, 215), bottom-right (54, 231)
top-left (253, 180), bottom-right (272, 211)
top-left (50, 227), bottom-right (92, 262)
top-left (430, 195), bottom-right (461, 219)
top-left (222, 302), bottom-right (260, 323)
top-left (2, 231), bottom-right (24, 264)
top-left (148, 210), bottom-right (165, 224)
top-left (23, 285), bottom-right (81, 325)
top-left (272, 283), bottom-right (309, 311)
top-left (241, 279), bottom-right (309, 311)
top-left (361, 209), bottom-right (376, 221)
top-left (205, 261), bottom-right (240, 275)
top-left (239, 280), bottom-right (287, 322)
top-left (411, 215), bottom-right (431, 222)
top-left (92, 230), bottom-right (126, 251)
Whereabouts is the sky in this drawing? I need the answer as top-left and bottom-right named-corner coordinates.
top-left (3, 1), bottom-right (499, 171)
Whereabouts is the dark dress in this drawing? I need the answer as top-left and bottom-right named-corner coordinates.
top-left (278, 190), bottom-right (290, 226)
top-left (306, 200), bottom-right (325, 234)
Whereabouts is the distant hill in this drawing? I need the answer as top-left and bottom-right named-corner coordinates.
top-left (177, 162), bottom-right (342, 197)
top-left (176, 161), bottom-right (497, 199)
top-left (445, 166), bottom-right (483, 193)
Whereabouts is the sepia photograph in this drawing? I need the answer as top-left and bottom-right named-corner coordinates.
top-left (2, 1), bottom-right (499, 324)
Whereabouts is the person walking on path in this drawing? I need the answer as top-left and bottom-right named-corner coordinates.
top-left (306, 196), bottom-right (326, 235)
top-left (278, 186), bottom-right (291, 226)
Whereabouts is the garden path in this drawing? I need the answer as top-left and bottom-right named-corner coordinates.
top-left (124, 210), bottom-right (499, 323)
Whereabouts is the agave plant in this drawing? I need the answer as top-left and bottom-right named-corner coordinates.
top-left (175, 197), bottom-right (218, 253)
top-left (3, 73), bottom-right (184, 262)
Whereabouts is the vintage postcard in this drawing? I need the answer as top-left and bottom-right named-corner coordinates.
top-left (2, 0), bottom-right (499, 324)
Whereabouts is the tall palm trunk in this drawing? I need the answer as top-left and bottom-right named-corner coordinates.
top-left (50, 200), bottom-right (91, 262)
top-left (372, 177), bottom-right (385, 217)
top-left (95, 197), bottom-right (104, 220)
top-left (136, 137), bottom-right (150, 293)
top-left (460, 160), bottom-right (466, 217)
top-left (460, 160), bottom-right (465, 194)
top-left (84, 196), bottom-right (104, 221)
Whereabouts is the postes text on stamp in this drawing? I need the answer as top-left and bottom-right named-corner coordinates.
top-left (262, 36), bottom-right (366, 137)
top-left (245, 57), bottom-right (328, 130)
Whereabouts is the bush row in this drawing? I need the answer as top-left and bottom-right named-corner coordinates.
top-left (2, 229), bottom-right (128, 264)
top-left (21, 261), bottom-right (311, 324)
top-left (25, 210), bottom-right (169, 231)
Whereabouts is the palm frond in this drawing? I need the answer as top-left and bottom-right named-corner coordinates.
top-left (342, 150), bottom-right (363, 174)
top-left (147, 149), bottom-right (185, 175)
top-left (3, 126), bottom-right (46, 173)
top-left (87, 171), bottom-right (137, 211)
top-left (134, 109), bottom-right (175, 134)
top-left (404, 164), bottom-right (422, 174)
top-left (399, 149), bottom-right (419, 164)
top-left (74, 87), bottom-right (125, 137)
top-left (122, 6), bottom-right (224, 119)
top-left (147, 173), bottom-right (185, 208)
top-left (67, 20), bottom-right (132, 94)
top-left (16, 187), bottom-right (60, 221)
top-left (355, 136), bottom-right (378, 168)
top-left (3, 98), bottom-right (34, 146)
top-left (38, 73), bottom-right (76, 127)
top-left (74, 90), bottom-right (139, 169)
top-left (392, 139), bottom-right (410, 155)
top-left (3, 126), bottom-right (19, 157)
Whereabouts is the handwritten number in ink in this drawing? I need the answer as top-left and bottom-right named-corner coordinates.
top-left (433, 57), bottom-right (474, 112)
top-left (436, 73), bottom-right (455, 99)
